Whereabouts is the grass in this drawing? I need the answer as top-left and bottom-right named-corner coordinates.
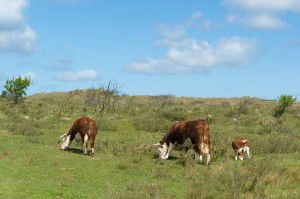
top-left (0, 91), bottom-right (299, 198)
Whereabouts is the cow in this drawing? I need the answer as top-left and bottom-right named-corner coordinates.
top-left (155, 119), bottom-right (211, 165)
top-left (60, 116), bottom-right (98, 156)
top-left (232, 137), bottom-right (250, 161)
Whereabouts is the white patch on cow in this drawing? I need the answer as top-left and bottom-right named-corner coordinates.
top-left (158, 143), bottom-right (167, 159)
top-left (238, 148), bottom-right (243, 153)
top-left (91, 148), bottom-right (95, 154)
top-left (239, 155), bottom-right (244, 161)
top-left (195, 153), bottom-right (203, 162)
top-left (242, 140), bottom-right (247, 143)
top-left (83, 134), bottom-right (88, 155)
top-left (159, 143), bottom-right (174, 160)
top-left (206, 154), bottom-right (211, 165)
top-left (235, 155), bottom-right (238, 161)
top-left (163, 143), bottom-right (174, 159)
top-left (245, 146), bottom-right (250, 158)
top-left (61, 135), bottom-right (71, 150)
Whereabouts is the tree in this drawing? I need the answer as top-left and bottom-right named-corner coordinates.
top-left (2, 76), bottom-right (31, 103)
top-left (273, 95), bottom-right (296, 118)
top-left (84, 80), bottom-right (120, 114)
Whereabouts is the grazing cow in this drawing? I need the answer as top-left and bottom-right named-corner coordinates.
top-left (155, 119), bottom-right (211, 165)
top-left (232, 137), bottom-right (250, 160)
top-left (60, 116), bottom-right (98, 156)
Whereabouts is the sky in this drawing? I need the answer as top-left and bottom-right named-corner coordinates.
top-left (0, 0), bottom-right (299, 99)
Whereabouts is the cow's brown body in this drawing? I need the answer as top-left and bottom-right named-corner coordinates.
top-left (232, 137), bottom-right (250, 160)
top-left (159, 119), bottom-right (211, 164)
top-left (61, 116), bottom-right (98, 155)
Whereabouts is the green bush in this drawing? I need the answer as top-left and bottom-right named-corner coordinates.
top-left (9, 117), bottom-right (43, 136)
top-left (96, 116), bottom-right (118, 132)
top-left (274, 95), bottom-right (296, 118)
top-left (252, 135), bottom-right (300, 154)
top-left (132, 115), bottom-right (171, 132)
top-left (2, 76), bottom-right (31, 104)
top-left (188, 158), bottom-right (284, 198)
top-left (160, 107), bottom-right (188, 121)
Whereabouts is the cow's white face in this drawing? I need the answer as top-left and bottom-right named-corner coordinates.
top-left (158, 143), bottom-right (167, 159)
top-left (61, 134), bottom-right (71, 150)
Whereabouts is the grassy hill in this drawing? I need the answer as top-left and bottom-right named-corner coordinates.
top-left (0, 90), bottom-right (299, 198)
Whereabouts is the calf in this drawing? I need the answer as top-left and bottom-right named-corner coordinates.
top-left (60, 116), bottom-right (98, 156)
top-left (156, 119), bottom-right (211, 165)
top-left (232, 137), bottom-right (250, 160)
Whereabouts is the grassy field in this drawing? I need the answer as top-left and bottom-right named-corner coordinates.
top-left (0, 90), bottom-right (299, 198)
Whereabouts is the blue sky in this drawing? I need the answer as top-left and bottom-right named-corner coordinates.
top-left (0, 0), bottom-right (299, 99)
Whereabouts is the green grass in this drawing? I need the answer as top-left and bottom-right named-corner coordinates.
top-left (0, 92), bottom-right (299, 198)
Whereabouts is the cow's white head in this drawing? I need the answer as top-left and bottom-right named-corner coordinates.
top-left (154, 143), bottom-right (167, 159)
top-left (60, 134), bottom-right (71, 150)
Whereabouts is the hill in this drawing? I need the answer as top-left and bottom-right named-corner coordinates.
top-left (0, 90), bottom-right (299, 198)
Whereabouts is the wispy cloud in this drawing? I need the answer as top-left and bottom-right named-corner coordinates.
top-left (54, 69), bottom-right (97, 82)
top-left (224, 0), bottom-right (300, 12)
top-left (224, 0), bottom-right (300, 29)
top-left (0, 0), bottom-right (36, 54)
top-left (227, 14), bottom-right (285, 29)
top-left (126, 13), bottom-right (256, 75)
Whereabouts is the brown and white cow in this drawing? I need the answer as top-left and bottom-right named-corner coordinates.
top-left (232, 137), bottom-right (250, 160)
top-left (156, 119), bottom-right (211, 165)
top-left (60, 116), bottom-right (98, 155)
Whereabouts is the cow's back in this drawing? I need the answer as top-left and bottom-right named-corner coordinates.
top-left (74, 117), bottom-right (97, 135)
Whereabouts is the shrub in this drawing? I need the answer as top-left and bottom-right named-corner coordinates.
top-left (160, 107), bottom-right (188, 121)
top-left (2, 76), bottom-right (31, 104)
top-left (274, 95), bottom-right (296, 118)
top-left (256, 116), bottom-right (276, 134)
top-left (187, 158), bottom-right (282, 198)
top-left (252, 135), bottom-right (300, 154)
top-left (132, 115), bottom-right (171, 132)
top-left (9, 117), bottom-right (43, 136)
top-left (96, 116), bottom-right (118, 132)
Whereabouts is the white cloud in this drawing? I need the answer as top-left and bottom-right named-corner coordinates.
top-left (54, 70), bottom-right (98, 82)
top-left (224, 0), bottom-right (300, 29)
top-left (0, 25), bottom-right (36, 53)
top-left (227, 14), bottom-right (285, 29)
top-left (126, 13), bottom-right (256, 75)
top-left (0, 0), bottom-right (36, 54)
top-left (127, 37), bottom-right (256, 74)
top-left (224, 0), bottom-right (300, 12)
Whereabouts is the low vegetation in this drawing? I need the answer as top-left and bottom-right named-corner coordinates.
top-left (0, 90), bottom-right (299, 198)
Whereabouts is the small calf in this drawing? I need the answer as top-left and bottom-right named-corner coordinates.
top-left (232, 137), bottom-right (250, 161)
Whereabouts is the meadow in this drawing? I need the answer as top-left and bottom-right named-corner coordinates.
top-left (0, 90), bottom-right (299, 198)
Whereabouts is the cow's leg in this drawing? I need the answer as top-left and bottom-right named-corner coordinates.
top-left (67, 134), bottom-right (75, 148)
top-left (163, 143), bottom-right (174, 159)
top-left (194, 145), bottom-right (202, 162)
top-left (238, 152), bottom-right (243, 160)
top-left (83, 134), bottom-right (88, 155)
top-left (79, 133), bottom-right (84, 152)
top-left (245, 147), bottom-right (250, 159)
top-left (200, 142), bottom-right (211, 165)
top-left (234, 150), bottom-right (238, 161)
top-left (90, 136), bottom-right (95, 156)
top-left (206, 153), bottom-right (211, 165)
